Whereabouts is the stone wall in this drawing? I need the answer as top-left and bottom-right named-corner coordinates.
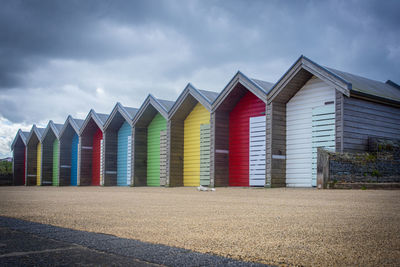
top-left (317, 137), bottom-right (400, 188)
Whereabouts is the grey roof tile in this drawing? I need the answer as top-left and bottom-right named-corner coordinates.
top-left (157, 99), bottom-right (174, 111)
top-left (198, 89), bottom-right (219, 103)
top-left (326, 67), bottom-right (400, 102)
top-left (250, 78), bottom-right (274, 93)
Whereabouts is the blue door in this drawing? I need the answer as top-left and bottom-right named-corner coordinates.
top-left (71, 134), bottom-right (79, 186)
top-left (117, 121), bottom-right (132, 186)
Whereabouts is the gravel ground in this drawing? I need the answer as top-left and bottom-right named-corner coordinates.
top-left (0, 187), bottom-right (399, 266)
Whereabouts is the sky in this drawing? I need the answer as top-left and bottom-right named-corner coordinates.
top-left (1, 0), bottom-right (399, 158)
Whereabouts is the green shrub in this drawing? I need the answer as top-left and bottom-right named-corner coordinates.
top-left (0, 161), bottom-right (12, 175)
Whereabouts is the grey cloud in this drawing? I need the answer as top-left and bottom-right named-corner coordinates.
top-left (0, 0), bottom-right (399, 122)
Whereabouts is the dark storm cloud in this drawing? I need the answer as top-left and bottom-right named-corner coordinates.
top-left (0, 0), bottom-right (399, 120)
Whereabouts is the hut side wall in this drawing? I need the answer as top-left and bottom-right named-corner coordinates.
top-left (266, 101), bottom-right (286, 187)
top-left (211, 111), bottom-right (230, 186)
top-left (79, 134), bottom-right (93, 186)
top-left (104, 130), bottom-right (118, 186)
top-left (59, 132), bottom-right (72, 186)
top-left (335, 91), bottom-right (344, 152)
top-left (342, 96), bottom-right (400, 152)
top-left (133, 127), bottom-right (147, 186)
top-left (12, 139), bottom-right (26, 186)
top-left (167, 119), bottom-right (184, 186)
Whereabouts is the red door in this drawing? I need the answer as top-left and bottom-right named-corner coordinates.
top-left (229, 91), bottom-right (265, 186)
top-left (23, 148), bottom-right (26, 185)
top-left (92, 128), bottom-right (103, 186)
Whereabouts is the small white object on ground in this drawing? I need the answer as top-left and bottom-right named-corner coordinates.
top-left (197, 185), bottom-right (216, 192)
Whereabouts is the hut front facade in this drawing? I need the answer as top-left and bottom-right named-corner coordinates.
top-left (211, 72), bottom-right (273, 187)
top-left (41, 121), bottom-right (63, 186)
top-left (132, 95), bottom-right (173, 187)
top-left (167, 84), bottom-right (218, 187)
top-left (103, 103), bottom-right (137, 186)
top-left (78, 110), bottom-right (109, 186)
top-left (267, 56), bottom-right (400, 188)
top-left (58, 116), bottom-right (84, 186)
top-left (11, 130), bottom-right (29, 185)
top-left (25, 125), bottom-right (45, 186)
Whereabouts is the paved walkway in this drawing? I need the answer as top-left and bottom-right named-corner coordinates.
top-left (0, 216), bottom-right (269, 266)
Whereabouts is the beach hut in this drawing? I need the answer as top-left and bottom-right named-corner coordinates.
top-left (25, 125), bottom-right (45, 186)
top-left (211, 71), bottom-right (273, 187)
top-left (78, 109), bottom-right (109, 186)
top-left (103, 103), bottom-right (138, 186)
top-left (58, 116), bottom-right (84, 186)
top-left (267, 55), bottom-right (400, 187)
top-left (132, 94), bottom-right (174, 186)
top-left (40, 121), bottom-right (63, 186)
top-left (167, 84), bottom-right (219, 186)
top-left (10, 129), bottom-right (29, 185)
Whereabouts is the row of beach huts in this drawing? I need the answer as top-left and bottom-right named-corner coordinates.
top-left (10, 56), bottom-right (400, 188)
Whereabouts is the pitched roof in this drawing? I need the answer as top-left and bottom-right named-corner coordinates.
top-left (124, 106), bottom-right (139, 119)
top-left (198, 89), bottom-right (219, 103)
top-left (268, 55), bottom-right (400, 105)
top-left (26, 125), bottom-right (45, 145)
top-left (212, 71), bottom-right (273, 111)
top-left (11, 129), bottom-right (29, 150)
top-left (157, 98), bottom-right (175, 111)
top-left (169, 84), bottom-right (218, 119)
top-left (97, 113), bottom-right (109, 125)
top-left (250, 78), bottom-right (274, 93)
top-left (73, 118), bottom-right (84, 129)
top-left (326, 67), bottom-right (400, 103)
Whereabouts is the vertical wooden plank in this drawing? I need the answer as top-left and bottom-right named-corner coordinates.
top-left (52, 139), bottom-right (59, 186)
top-left (200, 124), bottom-right (211, 186)
top-left (36, 142), bottom-right (41, 186)
top-left (249, 116), bottom-right (266, 186)
top-left (159, 130), bottom-right (167, 186)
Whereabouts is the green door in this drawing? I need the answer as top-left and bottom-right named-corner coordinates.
top-left (52, 139), bottom-right (59, 186)
top-left (147, 113), bottom-right (167, 186)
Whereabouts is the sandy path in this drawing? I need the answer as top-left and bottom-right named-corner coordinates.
top-left (0, 187), bottom-right (399, 266)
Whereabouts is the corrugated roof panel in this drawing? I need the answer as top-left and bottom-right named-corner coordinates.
top-left (198, 89), bottom-right (219, 103)
top-left (327, 67), bottom-right (400, 102)
top-left (96, 113), bottom-right (109, 125)
top-left (73, 119), bottom-right (84, 129)
top-left (157, 99), bottom-right (174, 111)
top-left (124, 107), bottom-right (138, 119)
top-left (250, 78), bottom-right (274, 93)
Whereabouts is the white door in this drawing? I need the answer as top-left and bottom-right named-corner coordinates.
top-left (126, 136), bottom-right (132, 185)
top-left (100, 139), bottom-right (104, 185)
top-left (286, 76), bottom-right (335, 187)
top-left (312, 105), bottom-right (335, 186)
top-left (249, 116), bottom-right (266, 186)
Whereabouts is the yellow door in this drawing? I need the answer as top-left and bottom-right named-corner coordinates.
top-left (183, 103), bottom-right (210, 186)
top-left (37, 142), bottom-right (41, 186)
